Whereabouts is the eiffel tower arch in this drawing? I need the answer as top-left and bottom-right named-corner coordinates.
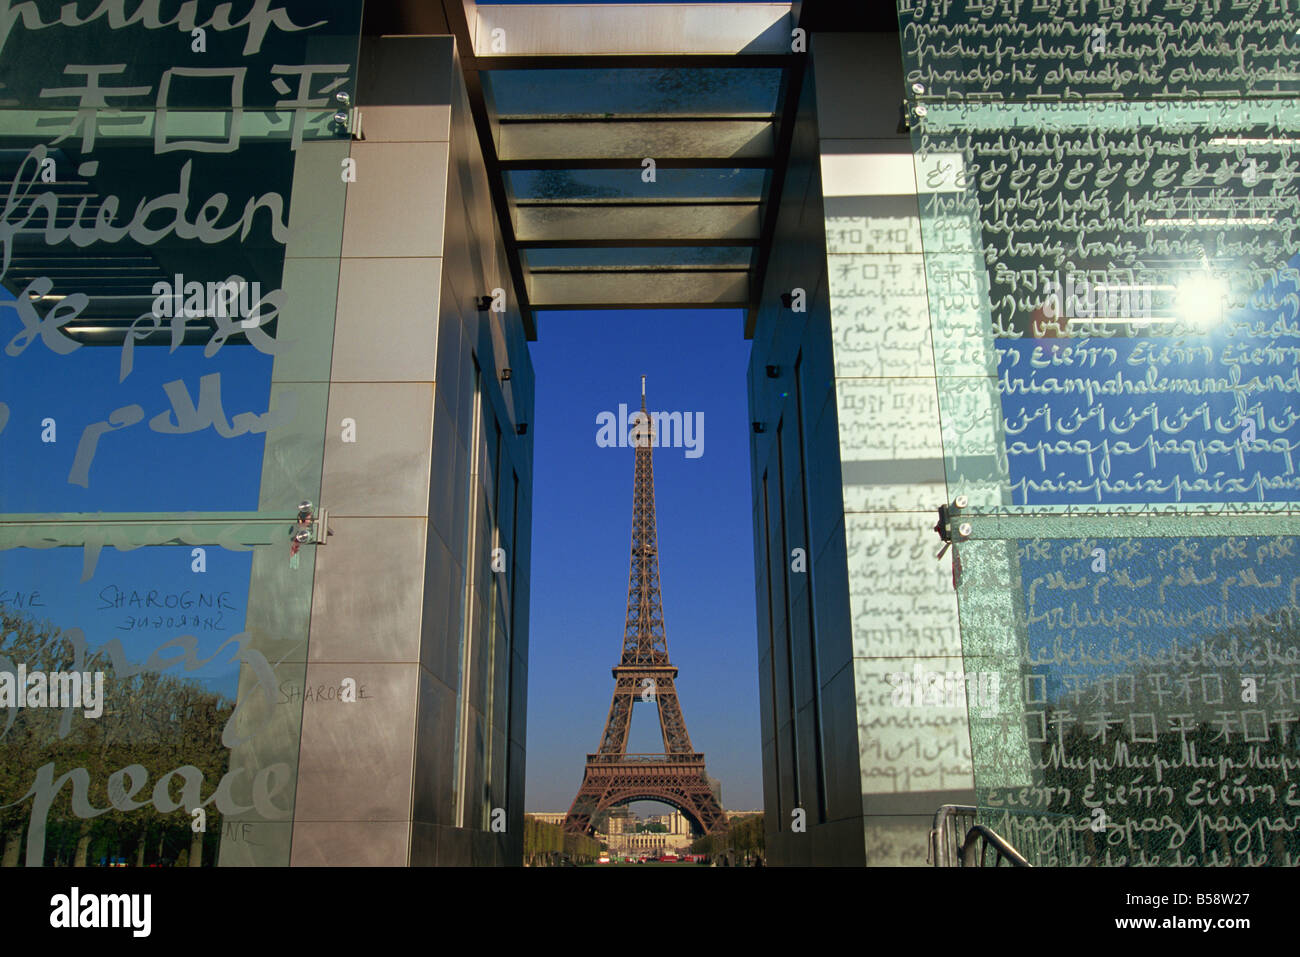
top-left (565, 379), bottom-right (728, 838)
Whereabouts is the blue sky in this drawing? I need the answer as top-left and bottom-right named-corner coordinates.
top-left (524, 308), bottom-right (762, 812)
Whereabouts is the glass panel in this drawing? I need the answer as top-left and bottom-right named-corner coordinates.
top-left (524, 246), bottom-right (753, 270)
top-left (911, 103), bottom-right (1300, 508)
top-left (2, 333), bottom-right (276, 513)
top-left (897, 5), bottom-right (1300, 866)
top-left (508, 168), bottom-right (767, 201)
top-left (0, 28), bottom-right (359, 514)
top-left (0, 530), bottom-right (316, 867)
top-left (956, 532), bottom-right (1300, 866)
top-left (0, 1), bottom-right (364, 110)
top-left (529, 271), bottom-right (748, 307)
top-left (499, 120), bottom-right (773, 161)
top-left (898, 12), bottom-right (1297, 101)
top-left (0, 2), bottom-right (362, 866)
top-left (484, 68), bottom-right (783, 117)
top-left (516, 204), bottom-right (760, 242)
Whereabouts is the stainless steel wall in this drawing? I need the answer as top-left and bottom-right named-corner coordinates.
top-left (289, 36), bottom-right (532, 866)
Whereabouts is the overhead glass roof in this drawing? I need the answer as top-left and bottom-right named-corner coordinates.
top-left (486, 68), bottom-right (784, 117)
top-left (498, 118), bottom-right (774, 162)
top-left (507, 168), bottom-right (767, 202)
top-left (524, 247), bottom-right (754, 269)
top-left (456, 2), bottom-right (801, 334)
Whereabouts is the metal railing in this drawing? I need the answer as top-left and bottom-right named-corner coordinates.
top-left (960, 825), bottom-right (1031, 867)
top-left (928, 804), bottom-right (977, 866)
top-left (929, 804), bottom-right (1031, 867)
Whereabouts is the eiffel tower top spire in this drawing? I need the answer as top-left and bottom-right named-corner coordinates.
top-left (623, 377), bottom-right (669, 667)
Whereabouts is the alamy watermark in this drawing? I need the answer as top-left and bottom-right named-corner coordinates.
top-left (595, 404), bottom-right (703, 459)
top-left (50, 887), bottom-right (150, 937)
top-left (151, 273), bottom-right (265, 328)
top-left (0, 666), bottom-right (105, 718)
top-left (886, 665), bottom-right (1000, 711)
top-left (1034, 270), bottom-right (1154, 325)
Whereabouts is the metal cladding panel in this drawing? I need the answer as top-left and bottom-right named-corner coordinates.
top-left (472, 4), bottom-right (794, 57)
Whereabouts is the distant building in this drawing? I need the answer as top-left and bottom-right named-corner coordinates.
top-left (527, 813), bottom-right (568, 827)
top-left (597, 809), bottom-right (694, 855)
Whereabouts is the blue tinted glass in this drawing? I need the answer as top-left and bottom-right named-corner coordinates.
top-left (0, 99), bottom-right (311, 513)
top-left (0, 537), bottom-right (315, 866)
top-left (485, 68), bottom-right (783, 116)
top-left (999, 260), bottom-right (1300, 504)
top-left (509, 168), bottom-right (766, 201)
top-left (1, 330), bottom-right (273, 512)
top-left (1, 545), bottom-right (252, 689)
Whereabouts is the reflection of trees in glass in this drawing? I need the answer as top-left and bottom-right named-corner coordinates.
top-left (0, 605), bottom-right (233, 866)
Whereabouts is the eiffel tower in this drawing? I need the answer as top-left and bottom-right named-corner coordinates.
top-left (564, 378), bottom-right (728, 837)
